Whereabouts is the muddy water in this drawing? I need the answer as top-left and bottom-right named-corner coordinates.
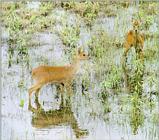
top-left (1, 3), bottom-right (159, 140)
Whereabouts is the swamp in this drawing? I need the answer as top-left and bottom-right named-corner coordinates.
top-left (1, 1), bottom-right (159, 140)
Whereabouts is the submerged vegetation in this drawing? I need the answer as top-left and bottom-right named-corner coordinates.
top-left (1, 1), bottom-right (159, 140)
top-left (60, 24), bottom-right (80, 51)
top-left (61, 1), bottom-right (99, 26)
top-left (1, 2), bottom-right (55, 67)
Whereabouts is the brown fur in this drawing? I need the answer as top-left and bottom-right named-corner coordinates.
top-left (123, 20), bottom-right (144, 59)
top-left (28, 48), bottom-right (89, 109)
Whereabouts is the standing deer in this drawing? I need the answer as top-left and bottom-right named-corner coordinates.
top-left (123, 19), bottom-right (144, 60)
top-left (28, 48), bottom-right (89, 110)
top-left (122, 19), bottom-right (145, 92)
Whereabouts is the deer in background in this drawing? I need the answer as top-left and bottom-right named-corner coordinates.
top-left (28, 48), bottom-right (89, 110)
top-left (122, 19), bottom-right (145, 92)
top-left (123, 19), bottom-right (144, 61)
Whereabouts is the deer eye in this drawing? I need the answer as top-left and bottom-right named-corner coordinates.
top-left (83, 54), bottom-right (86, 56)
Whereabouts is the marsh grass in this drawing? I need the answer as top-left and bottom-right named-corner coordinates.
top-left (101, 65), bottom-right (123, 91)
top-left (60, 24), bottom-right (80, 51)
top-left (99, 3), bottom-right (118, 17)
top-left (87, 29), bottom-right (121, 82)
top-left (61, 1), bottom-right (99, 27)
top-left (1, 2), bottom-right (56, 67)
top-left (1, 1), bottom-right (159, 140)
top-left (130, 95), bottom-right (144, 134)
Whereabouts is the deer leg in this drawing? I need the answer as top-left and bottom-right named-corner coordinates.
top-left (135, 45), bottom-right (144, 62)
top-left (35, 88), bottom-right (42, 109)
top-left (28, 83), bottom-right (43, 110)
top-left (65, 81), bottom-right (73, 107)
top-left (66, 81), bottom-right (73, 96)
top-left (122, 45), bottom-right (130, 70)
top-left (28, 84), bottom-right (36, 110)
top-left (28, 84), bottom-right (37, 95)
top-left (124, 45), bottom-right (130, 58)
top-left (57, 83), bottom-right (65, 94)
top-left (136, 35), bottom-right (144, 61)
top-left (57, 83), bottom-right (65, 109)
top-left (59, 81), bottom-right (73, 108)
top-left (60, 93), bottom-right (64, 109)
top-left (123, 41), bottom-right (131, 65)
top-left (70, 112), bottom-right (88, 138)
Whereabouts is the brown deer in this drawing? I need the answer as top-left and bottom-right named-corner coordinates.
top-left (122, 19), bottom-right (145, 93)
top-left (123, 19), bottom-right (144, 60)
top-left (28, 48), bottom-right (89, 110)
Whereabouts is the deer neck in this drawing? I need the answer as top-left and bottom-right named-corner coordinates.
top-left (71, 57), bottom-right (80, 74)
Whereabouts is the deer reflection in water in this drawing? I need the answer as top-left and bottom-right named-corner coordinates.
top-left (29, 73), bottom-right (89, 138)
top-left (32, 82), bottom-right (88, 138)
top-left (130, 97), bottom-right (144, 135)
top-left (31, 89), bottom-right (88, 139)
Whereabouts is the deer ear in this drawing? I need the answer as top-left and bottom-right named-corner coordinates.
top-left (131, 17), bottom-right (135, 23)
top-left (78, 47), bottom-right (83, 54)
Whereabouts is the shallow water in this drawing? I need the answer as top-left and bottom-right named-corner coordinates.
top-left (1, 2), bottom-right (159, 140)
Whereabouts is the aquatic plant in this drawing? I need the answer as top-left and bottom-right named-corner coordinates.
top-left (144, 46), bottom-right (158, 61)
top-left (87, 29), bottom-right (117, 81)
top-left (98, 90), bottom-right (111, 114)
top-left (88, 29), bottom-right (112, 60)
top-left (19, 99), bottom-right (25, 108)
top-left (39, 2), bottom-right (55, 16)
top-left (61, 1), bottom-right (99, 26)
top-left (99, 3), bottom-right (118, 17)
top-left (60, 24), bottom-right (80, 50)
top-left (139, 2), bottom-right (158, 15)
top-left (101, 65), bottom-right (122, 90)
top-left (128, 59), bottom-right (145, 134)
top-left (130, 96), bottom-right (144, 134)
top-left (1, 2), bottom-right (56, 67)
top-left (1, 1), bottom-right (159, 140)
